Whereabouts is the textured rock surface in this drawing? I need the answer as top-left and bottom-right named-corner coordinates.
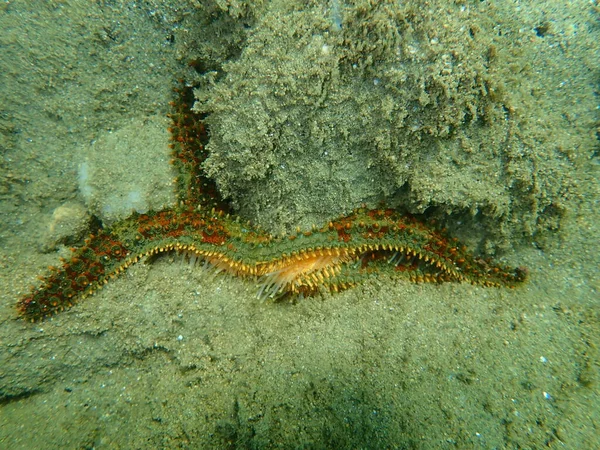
top-left (192, 0), bottom-right (582, 253)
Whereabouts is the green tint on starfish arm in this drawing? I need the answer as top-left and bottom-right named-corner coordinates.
top-left (17, 207), bottom-right (526, 321)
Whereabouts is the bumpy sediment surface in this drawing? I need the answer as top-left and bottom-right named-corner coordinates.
top-left (0, 1), bottom-right (598, 449)
top-left (194, 0), bottom-right (579, 252)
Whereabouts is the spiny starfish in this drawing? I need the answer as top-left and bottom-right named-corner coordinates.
top-left (17, 86), bottom-right (526, 322)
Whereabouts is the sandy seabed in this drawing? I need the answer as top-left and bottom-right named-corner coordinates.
top-left (0, 1), bottom-right (598, 448)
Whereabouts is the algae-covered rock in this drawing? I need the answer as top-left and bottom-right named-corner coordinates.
top-left (193, 0), bottom-right (574, 252)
